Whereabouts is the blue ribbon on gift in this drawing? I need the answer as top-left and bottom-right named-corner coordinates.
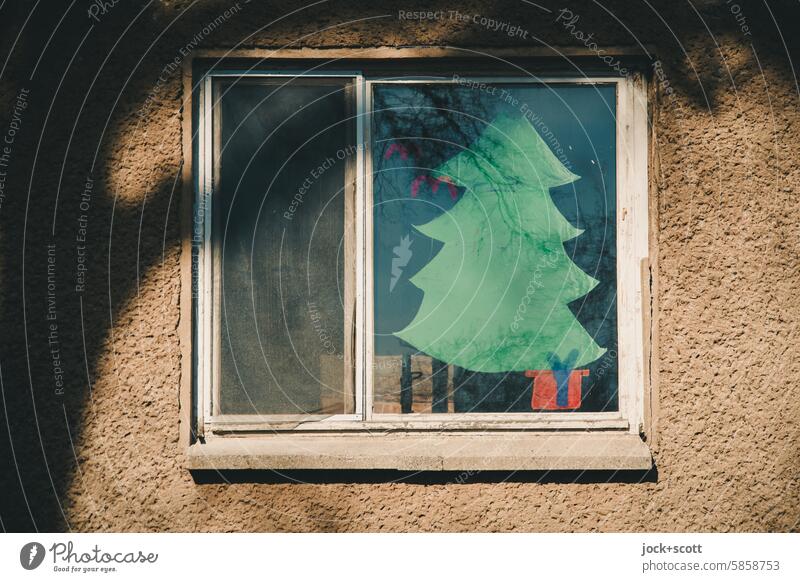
top-left (547, 350), bottom-right (579, 407)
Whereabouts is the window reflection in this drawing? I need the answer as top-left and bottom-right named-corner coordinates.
top-left (372, 82), bottom-right (618, 414)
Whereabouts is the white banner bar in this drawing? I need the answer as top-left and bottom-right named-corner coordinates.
top-left (1, 533), bottom-right (797, 581)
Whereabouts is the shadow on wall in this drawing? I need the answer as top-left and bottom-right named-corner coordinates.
top-left (0, 0), bottom-right (797, 532)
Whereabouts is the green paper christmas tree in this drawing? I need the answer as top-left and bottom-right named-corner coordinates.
top-left (394, 114), bottom-right (606, 373)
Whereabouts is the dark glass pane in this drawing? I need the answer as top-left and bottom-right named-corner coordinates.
top-left (216, 78), bottom-right (353, 415)
top-left (372, 82), bottom-right (617, 413)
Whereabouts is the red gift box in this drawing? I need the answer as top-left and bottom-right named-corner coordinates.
top-left (526, 369), bottom-right (589, 410)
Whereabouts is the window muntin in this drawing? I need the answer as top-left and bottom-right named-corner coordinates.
top-left (194, 70), bottom-right (646, 434)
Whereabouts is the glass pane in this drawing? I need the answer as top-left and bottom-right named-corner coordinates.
top-left (372, 82), bottom-right (617, 413)
top-left (215, 78), bottom-right (354, 416)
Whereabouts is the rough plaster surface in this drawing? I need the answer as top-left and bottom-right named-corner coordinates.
top-left (0, 0), bottom-right (798, 532)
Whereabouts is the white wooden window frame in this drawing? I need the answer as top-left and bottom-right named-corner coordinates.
top-left (193, 70), bottom-right (648, 437)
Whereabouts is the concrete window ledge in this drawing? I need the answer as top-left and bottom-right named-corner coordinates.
top-left (185, 433), bottom-right (652, 471)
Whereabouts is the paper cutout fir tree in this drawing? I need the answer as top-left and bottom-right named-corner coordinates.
top-left (394, 114), bottom-right (606, 373)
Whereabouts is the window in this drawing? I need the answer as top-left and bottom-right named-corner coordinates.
top-left (187, 55), bottom-right (651, 470)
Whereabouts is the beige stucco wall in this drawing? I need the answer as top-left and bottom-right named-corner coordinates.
top-left (0, 0), bottom-right (798, 532)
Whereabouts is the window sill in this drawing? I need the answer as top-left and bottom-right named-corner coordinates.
top-left (185, 432), bottom-right (652, 471)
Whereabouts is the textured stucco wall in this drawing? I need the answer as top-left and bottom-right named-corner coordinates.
top-left (0, 0), bottom-right (798, 532)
